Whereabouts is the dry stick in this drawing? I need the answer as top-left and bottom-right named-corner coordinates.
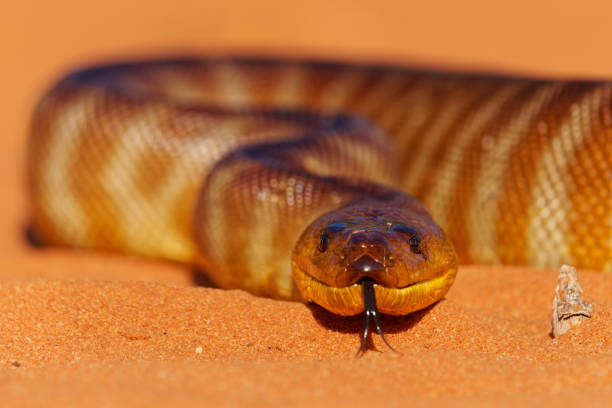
top-left (551, 264), bottom-right (593, 338)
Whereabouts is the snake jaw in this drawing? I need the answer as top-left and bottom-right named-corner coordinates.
top-left (291, 256), bottom-right (457, 316)
top-left (292, 264), bottom-right (457, 355)
top-left (356, 278), bottom-right (402, 357)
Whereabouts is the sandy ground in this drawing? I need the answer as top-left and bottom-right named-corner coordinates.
top-left (2, 1), bottom-right (612, 406)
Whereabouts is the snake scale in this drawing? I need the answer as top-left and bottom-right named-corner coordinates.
top-left (27, 58), bottom-right (611, 351)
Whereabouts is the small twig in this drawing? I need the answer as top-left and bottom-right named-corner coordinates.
top-left (551, 264), bottom-right (593, 338)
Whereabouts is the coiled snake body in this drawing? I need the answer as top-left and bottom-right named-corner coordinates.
top-left (28, 58), bottom-right (612, 350)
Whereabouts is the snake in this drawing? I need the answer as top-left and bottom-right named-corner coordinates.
top-left (27, 57), bottom-right (612, 354)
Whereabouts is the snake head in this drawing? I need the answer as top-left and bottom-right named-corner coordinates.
top-left (291, 195), bottom-right (458, 316)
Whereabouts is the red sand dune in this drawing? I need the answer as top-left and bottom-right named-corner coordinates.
top-left (2, 1), bottom-right (612, 406)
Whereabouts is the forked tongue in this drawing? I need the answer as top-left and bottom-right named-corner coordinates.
top-left (356, 278), bottom-right (402, 357)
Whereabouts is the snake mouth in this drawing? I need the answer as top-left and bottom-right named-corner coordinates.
top-left (292, 267), bottom-right (456, 355)
top-left (292, 264), bottom-right (457, 317)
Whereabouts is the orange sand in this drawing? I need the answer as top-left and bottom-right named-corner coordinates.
top-left (2, 1), bottom-right (612, 406)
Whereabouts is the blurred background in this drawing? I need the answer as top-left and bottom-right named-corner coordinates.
top-left (2, 0), bottom-right (611, 277)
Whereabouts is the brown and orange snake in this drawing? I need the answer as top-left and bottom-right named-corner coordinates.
top-left (27, 58), bottom-right (611, 353)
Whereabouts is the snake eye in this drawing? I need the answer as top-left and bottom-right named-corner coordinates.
top-left (409, 235), bottom-right (421, 255)
top-left (318, 222), bottom-right (347, 253)
top-left (392, 224), bottom-right (425, 258)
top-left (319, 232), bottom-right (330, 252)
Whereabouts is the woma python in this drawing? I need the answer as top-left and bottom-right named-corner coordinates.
top-left (27, 58), bottom-right (612, 353)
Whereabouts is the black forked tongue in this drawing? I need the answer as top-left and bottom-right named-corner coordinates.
top-left (355, 278), bottom-right (402, 357)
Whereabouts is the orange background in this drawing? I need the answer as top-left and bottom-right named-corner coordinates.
top-left (3, 0), bottom-right (612, 267)
top-left (0, 1), bottom-right (610, 265)
top-left (2, 2), bottom-right (612, 405)
top-left (4, 1), bottom-right (612, 255)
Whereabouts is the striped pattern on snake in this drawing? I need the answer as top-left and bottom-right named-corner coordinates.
top-left (27, 58), bottom-right (611, 328)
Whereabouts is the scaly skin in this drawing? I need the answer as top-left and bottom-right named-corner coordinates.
top-left (28, 58), bottom-right (612, 319)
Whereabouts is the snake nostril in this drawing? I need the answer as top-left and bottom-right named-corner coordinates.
top-left (347, 233), bottom-right (389, 262)
top-left (348, 254), bottom-right (385, 274)
top-left (342, 231), bottom-right (395, 286)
